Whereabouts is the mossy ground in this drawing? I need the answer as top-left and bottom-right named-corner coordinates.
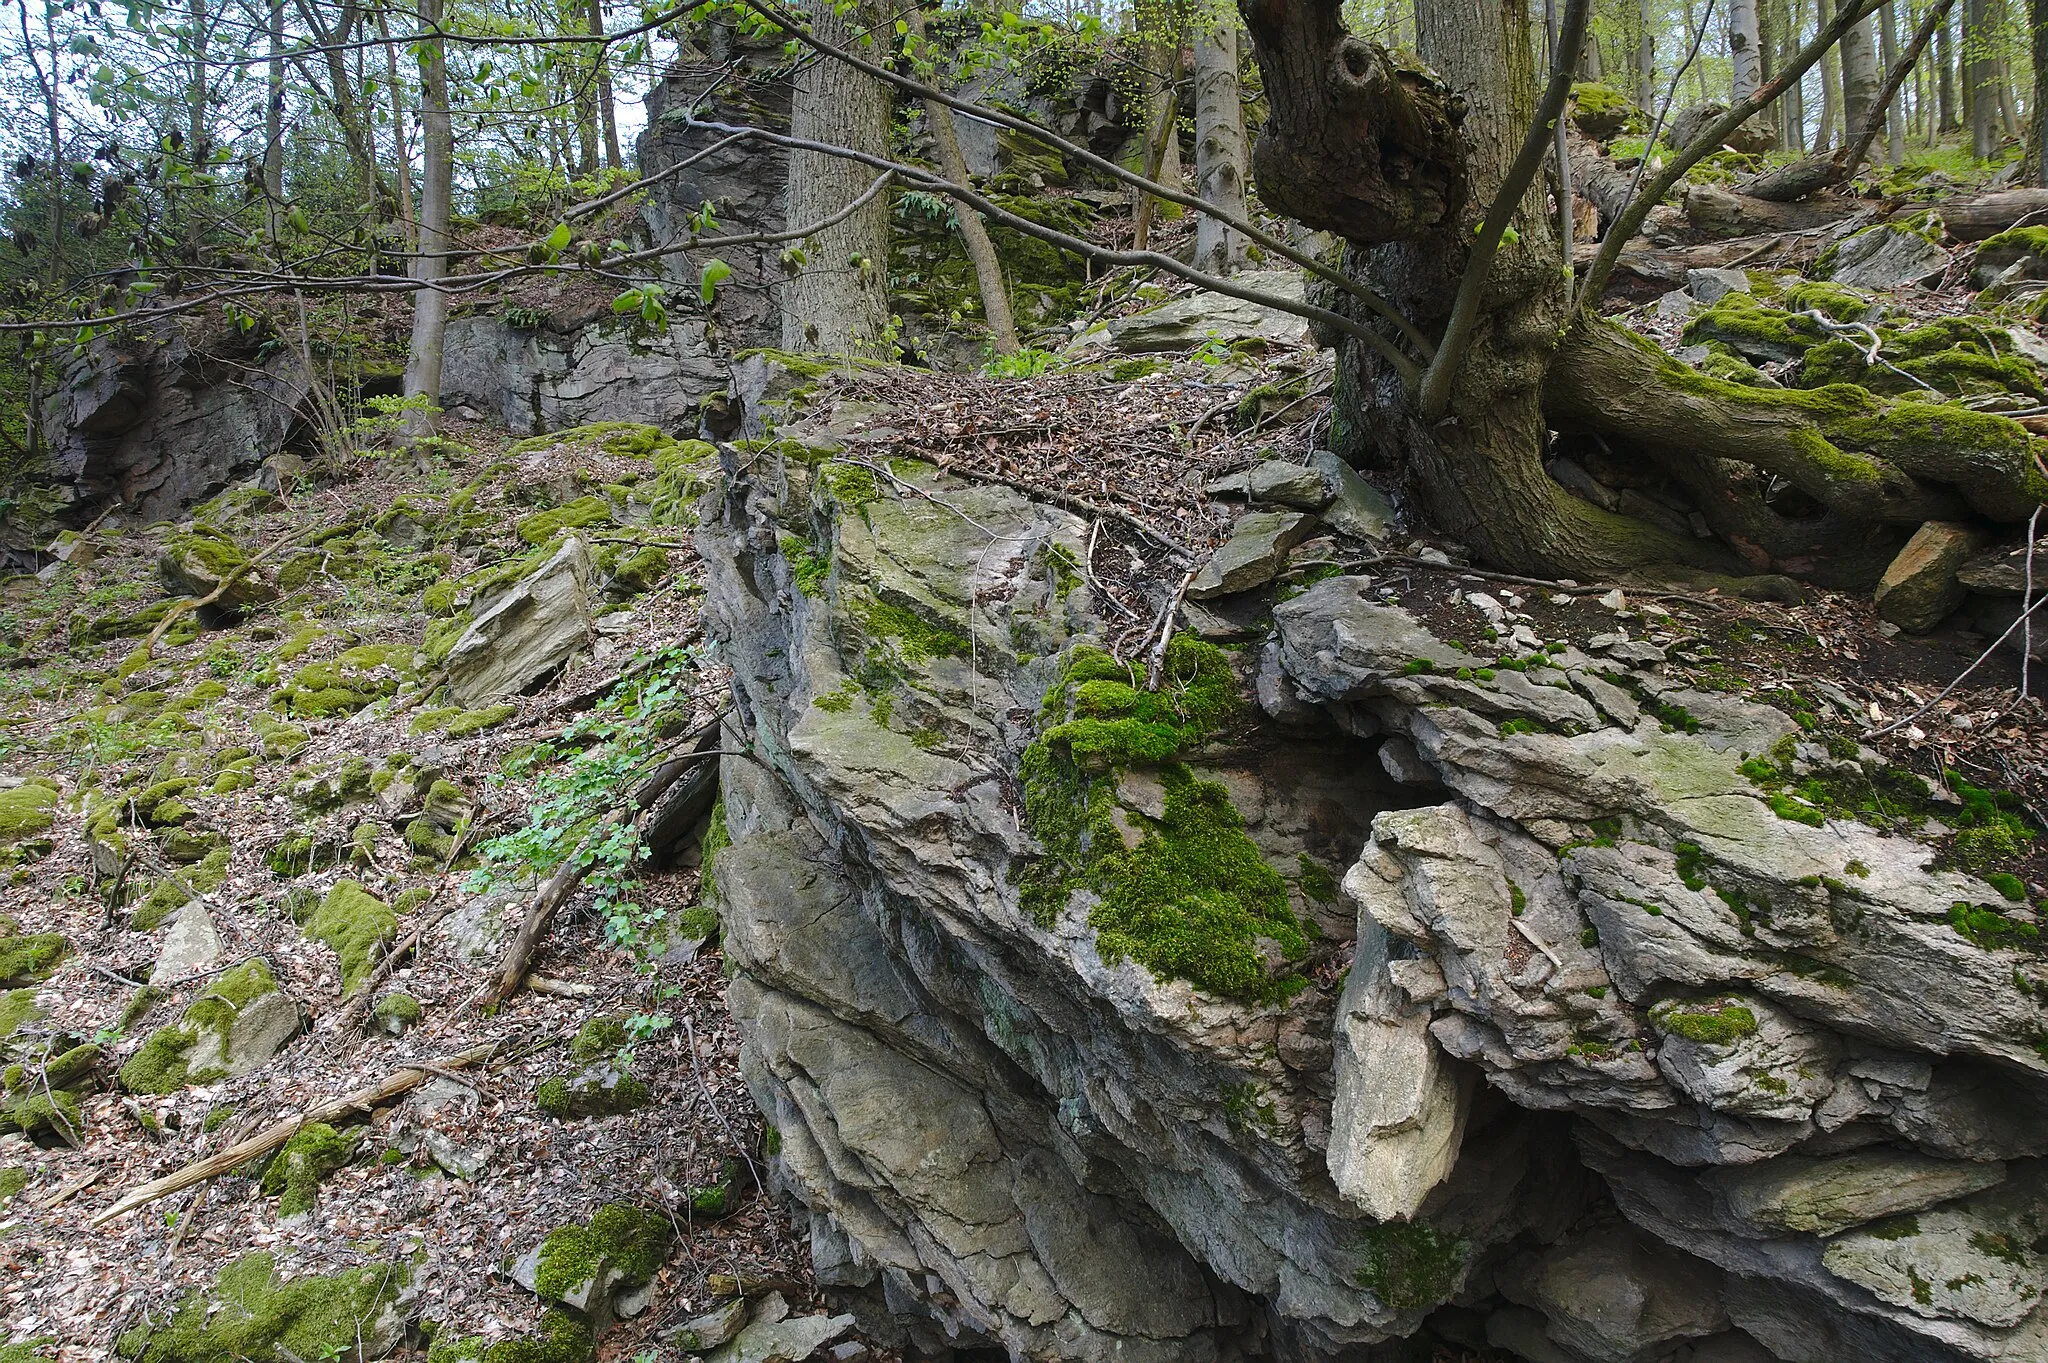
top-left (258, 1121), bottom-right (360, 1217)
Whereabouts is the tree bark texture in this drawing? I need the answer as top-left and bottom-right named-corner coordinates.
top-left (1731, 0), bottom-right (1766, 102)
top-left (587, 0), bottom-right (623, 169)
top-left (1192, 0), bottom-right (1252, 273)
top-left (404, 0), bottom-right (453, 429)
top-left (1969, 0), bottom-right (1996, 154)
top-left (1879, 0), bottom-right (1906, 160)
top-left (1636, 0), bottom-right (1657, 107)
top-left (1840, 12), bottom-right (1882, 144)
top-left (782, 0), bottom-right (892, 354)
top-left (1938, 1), bottom-right (1958, 128)
top-left (1818, 0), bottom-right (1842, 145)
top-left (1239, 0), bottom-right (1468, 243)
top-left (2034, 0), bottom-right (2048, 183)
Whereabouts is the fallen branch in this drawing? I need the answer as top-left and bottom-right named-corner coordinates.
top-left (89, 1044), bottom-right (494, 1226)
top-left (484, 807), bottom-right (629, 1006)
top-left (1144, 570), bottom-right (1197, 688)
top-left (137, 529), bottom-right (303, 662)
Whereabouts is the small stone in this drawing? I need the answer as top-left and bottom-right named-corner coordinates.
top-left (1825, 223), bottom-right (1950, 290)
top-left (1606, 640), bottom-right (1667, 666)
top-left (1956, 537), bottom-right (2048, 596)
top-left (705, 1295), bottom-right (856, 1363)
top-left (150, 901), bottom-right (221, 985)
top-left (1377, 736), bottom-right (1436, 786)
top-left (1187, 511), bottom-right (1317, 600)
top-left (1687, 267), bottom-right (1752, 305)
top-left (665, 1299), bottom-right (747, 1350)
top-left (1309, 450), bottom-right (1396, 541)
top-left (1597, 588), bottom-right (1627, 611)
top-left (1873, 521), bottom-right (1989, 632)
top-left (1656, 288), bottom-right (1699, 322)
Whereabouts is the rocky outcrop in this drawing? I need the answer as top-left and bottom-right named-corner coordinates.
top-left (41, 322), bottom-right (310, 522)
top-left (438, 313), bottom-right (727, 436)
top-left (701, 438), bottom-right (2048, 1362)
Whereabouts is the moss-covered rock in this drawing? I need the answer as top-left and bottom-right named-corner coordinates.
top-left (0, 930), bottom-right (67, 987)
top-left (272, 645), bottom-right (418, 719)
top-left (304, 881), bottom-right (397, 995)
top-left (114, 1252), bottom-right (413, 1363)
top-left (508, 1203), bottom-right (670, 1322)
top-left (0, 1041), bottom-right (98, 1143)
top-left (369, 991), bottom-right (422, 1036)
top-left (0, 986), bottom-right (45, 1040)
top-left (0, 782), bottom-right (58, 855)
top-left (258, 1120), bottom-right (361, 1218)
top-left (291, 755), bottom-right (376, 811)
top-left (158, 526), bottom-right (278, 613)
top-left (1570, 81), bottom-right (1636, 139)
top-left (515, 496), bottom-right (615, 546)
top-left (118, 959), bottom-right (301, 1093)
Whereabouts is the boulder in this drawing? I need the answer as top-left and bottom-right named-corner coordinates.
top-left (1956, 537), bottom-right (2048, 595)
top-left (1186, 510), bottom-right (1317, 599)
top-left (1710, 1150), bottom-right (2007, 1238)
top-left (705, 1293), bottom-right (856, 1363)
top-left (1497, 1223), bottom-right (1731, 1363)
top-left (118, 959), bottom-right (302, 1093)
top-left (1310, 450), bottom-right (1397, 541)
top-left (158, 528), bottom-right (277, 612)
top-left (1823, 226), bottom-right (1950, 291)
top-left (1873, 521), bottom-right (1989, 632)
top-left (1103, 271), bottom-right (1311, 353)
top-left (1205, 459), bottom-right (1335, 511)
top-left (444, 537), bottom-right (597, 704)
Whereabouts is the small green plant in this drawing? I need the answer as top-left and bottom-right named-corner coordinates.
top-left (982, 346), bottom-right (1057, 379)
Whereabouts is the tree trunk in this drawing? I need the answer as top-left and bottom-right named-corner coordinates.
top-left (376, 7), bottom-right (417, 247)
top-left (1192, 0), bottom-right (1252, 274)
top-left (1780, 0), bottom-right (1807, 148)
top-left (1880, 0), bottom-right (1907, 160)
top-left (301, 0), bottom-right (383, 216)
top-left (1840, 13), bottom-right (1882, 152)
top-left (264, 0), bottom-right (284, 236)
top-left (2034, 0), bottom-right (2048, 182)
top-left (1817, 0), bottom-right (1842, 146)
top-left (1133, 0), bottom-right (1188, 246)
top-left (904, 1), bottom-right (1020, 354)
top-left (1731, 0), bottom-right (1766, 103)
top-left (782, 0), bottom-right (892, 354)
top-left (587, 0), bottom-right (622, 169)
top-left (1970, 0), bottom-right (1996, 154)
top-left (1998, 58), bottom-right (2022, 139)
top-left (1937, 0), bottom-right (1957, 130)
top-left (1636, 0), bottom-right (1656, 108)
top-left (1131, 68), bottom-right (1181, 250)
top-left (404, 0), bottom-right (453, 435)
top-left (184, 0), bottom-right (210, 261)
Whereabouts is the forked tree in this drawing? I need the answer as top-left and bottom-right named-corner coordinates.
top-left (1238, 0), bottom-right (2047, 584)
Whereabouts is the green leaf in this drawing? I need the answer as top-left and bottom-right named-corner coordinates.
top-left (699, 257), bottom-right (732, 306)
top-left (613, 288), bottom-right (644, 314)
top-left (544, 222), bottom-right (572, 256)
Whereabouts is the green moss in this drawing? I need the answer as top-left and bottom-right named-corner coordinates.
top-left (1781, 280), bottom-right (1874, 321)
top-left (0, 987), bottom-right (43, 1039)
top-left (1949, 900), bottom-right (2040, 948)
top-left (0, 784), bottom-right (57, 845)
top-left (608, 545), bottom-right (669, 594)
top-left (700, 799), bottom-right (730, 900)
top-left (852, 593), bottom-right (969, 665)
top-left (0, 929), bottom-right (65, 986)
top-left (569, 1014), bottom-right (628, 1065)
top-left (1653, 997), bottom-right (1760, 1045)
top-left (1986, 871), bottom-right (2029, 901)
top-left (304, 881), bottom-right (397, 995)
top-left (1297, 855), bottom-right (1339, 904)
top-left (258, 1121), bottom-right (358, 1217)
top-left (531, 1202), bottom-right (671, 1300)
top-left (273, 645), bottom-right (417, 719)
top-left (116, 1252), bottom-right (411, 1363)
top-left (1356, 1221), bottom-right (1468, 1312)
top-left (515, 496), bottom-right (614, 546)
top-left (425, 1310), bottom-right (593, 1363)
top-left (0, 1165), bottom-right (27, 1207)
top-left (535, 1077), bottom-right (572, 1118)
top-left (779, 534), bottom-right (832, 597)
top-left (370, 992), bottom-right (422, 1030)
top-left (1980, 225), bottom-right (2048, 256)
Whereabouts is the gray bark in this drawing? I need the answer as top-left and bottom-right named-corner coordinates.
top-left (1730, 0), bottom-right (1765, 103)
top-left (781, 0), bottom-right (892, 354)
top-left (404, 0), bottom-right (453, 432)
top-left (1818, 0), bottom-right (1842, 145)
top-left (1191, 0), bottom-right (1250, 274)
top-left (264, 0), bottom-right (284, 226)
top-left (1840, 13), bottom-right (1881, 153)
top-left (1636, 0), bottom-right (1656, 107)
top-left (1880, 0), bottom-right (1907, 161)
top-left (1969, 0), bottom-right (1995, 155)
top-left (588, 0), bottom-right (622, 168)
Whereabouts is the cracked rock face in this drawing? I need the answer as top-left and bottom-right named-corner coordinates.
top-left (702, 461), bottom-right (2048, 1363)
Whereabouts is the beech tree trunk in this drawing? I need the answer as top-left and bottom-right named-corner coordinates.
top-left (1879, 0), bottom-right (1906, 160)
top-left (1818, 0), bottom-right (1842, 146)
top-left (1938, 2), bottom-right (1958, 130)
top-left (1970, 0), bottom-right (1996, 155)
top-left (2034, 0), bottom-right (2048, 183)
top-left (404, 0), bottom-right (453, 434)
top-left (587, 0), bottom-right (622, 169)
top-left (1192, 0), bottom-right (1252, 274)
top-left (1731, 0), bottom-right (1766, 103)
top-left (1636, 0), bottom-right (1656, 108)
top-left (1840, 12), bottom-right (1882, 150)
top-left (782, 0), bottom-right (892, 354)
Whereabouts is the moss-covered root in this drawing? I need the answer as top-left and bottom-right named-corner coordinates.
top-left (1548, 314), bottom-right (2048, 527)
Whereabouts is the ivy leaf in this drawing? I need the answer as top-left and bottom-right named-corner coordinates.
top-left (699, 257), bottom-right (732, 306)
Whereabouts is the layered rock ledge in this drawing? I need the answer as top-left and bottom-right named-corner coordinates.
top-left (700, 445), bottom-right (2048, 1363)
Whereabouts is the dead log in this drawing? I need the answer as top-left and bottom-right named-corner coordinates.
top-left (1922, 189), bottom-right (2048, 241)
top-left (1682, 183), bottom-right (1856, 236)
top-left (1572, 231), bottom-right (1804, 287)
top-left (485, 807), bottom-right (628, 1006)
top-left (89, 1044), bottom-right (494, 1225)
top-left (1736, 156), bottom-right (1843, 203)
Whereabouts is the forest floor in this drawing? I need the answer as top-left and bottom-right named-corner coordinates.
top-left (4, 204), bottom-right (2048, 1363)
